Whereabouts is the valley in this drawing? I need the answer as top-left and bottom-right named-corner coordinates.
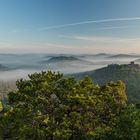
top-left (1, 53), bottom-right (140, 103)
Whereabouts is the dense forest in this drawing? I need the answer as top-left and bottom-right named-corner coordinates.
top-left (73, 64), bottom-right (140, 103)
top-left (0, 71), bottom-right (140, 139)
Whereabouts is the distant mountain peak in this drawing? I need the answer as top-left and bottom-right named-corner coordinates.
top-left (108, 54), bottom-right (140, 58)
top-left (44, 56), bottom-right (80, 63)
top-left (42, 56), bottom-right (93, 64)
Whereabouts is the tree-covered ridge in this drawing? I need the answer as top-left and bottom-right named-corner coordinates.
top-left (42, 56), bottom-right (93, 65)
top-left (0, 71), bottom-right (140, 140)
top-left (73, 64), bottom-right (140, 103)
top-left (47, 56), bottom-right (80, 62)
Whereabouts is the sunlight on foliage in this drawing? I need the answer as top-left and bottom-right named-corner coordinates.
top-left (0, 71), bottom-right (139, 140)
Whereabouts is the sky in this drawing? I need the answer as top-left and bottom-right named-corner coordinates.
top-left (1, 0), bottom-right (140, 54)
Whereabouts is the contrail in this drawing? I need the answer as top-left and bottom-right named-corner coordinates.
top-left (92, 25), bottom-right (132, 31)
top-left (39, 17), bottom-right (140, 31)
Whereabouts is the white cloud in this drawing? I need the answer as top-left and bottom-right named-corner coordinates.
top-left (58, 35), bottom-right (140, 53)
top-left (11, 30), bottom-right (21, 33)
top-left (90, 25), bottom-right (134, 31)
top-left (60, 35), bottom-right (140, 43)
top-left (39, 17), bottom-right (140, 31)
top-left (1, 35), bottom-right (140, 54)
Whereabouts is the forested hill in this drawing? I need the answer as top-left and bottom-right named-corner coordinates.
top-left (73, 63), bottom-right (140, 103)
top-left (42, 56), bottom-right (93, 65)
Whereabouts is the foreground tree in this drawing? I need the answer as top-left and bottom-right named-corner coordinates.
top-left (0, 71), bottom-right (139, 140)
top-left (0, 101), bottom-right (3, 112)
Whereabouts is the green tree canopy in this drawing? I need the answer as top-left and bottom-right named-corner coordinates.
top-left (0, 101), bottom-right (3, 112)
top-left (0, 71), bottom-right (139, 140)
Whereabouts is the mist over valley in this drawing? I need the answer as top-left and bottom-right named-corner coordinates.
top-left (0, 53), bottom-right (139, 80)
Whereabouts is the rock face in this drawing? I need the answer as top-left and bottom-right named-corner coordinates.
top-left (128, 61), bottom-right (140, 69)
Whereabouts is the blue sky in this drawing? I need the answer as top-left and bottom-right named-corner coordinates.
top-left (1, 0), bottom-right (140, 53)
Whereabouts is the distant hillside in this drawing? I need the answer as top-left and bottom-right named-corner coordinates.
top-left (0, 64), bottom-right (9, 71)
top-left (94, 53), bottom-right (110, 56)
top-left (134, 58), bottom-right (140, 62)
top-left (72, 63), bottom-right (140, 103)
top-left (48, 56), bottom-right (80, 62)
top-left (78, 53), bottom-right (111, 58)
top-left (108, 54), bottom-right (140, 58)
top-left (42, 56), bottom-right (93, 64)
top-left (0, 80), bottom-right (16, 101)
